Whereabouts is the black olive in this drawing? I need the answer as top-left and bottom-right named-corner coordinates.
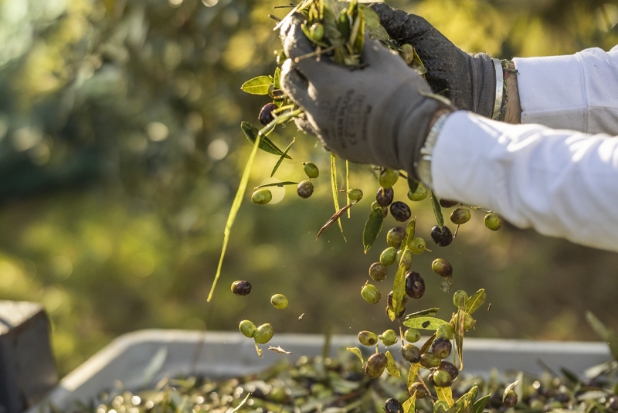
top-left (297, 180), bottom-right (314, 199)
top-left (390, 201), bottom-right (411, 222)
top-left (439, 198), bottom-right (459, 208)
top-left (376, 187), bottom-right (394, 207)
top-left (405, 271), bottom-right (425, 299)
top-left (231, 280), bottom-right (252, 296)
top-left (430, 225), bottom-right (453, 247)
top-left (259, 103), bottom-right (278, 125)
top-left (438, 361), bottom-right (459, 379)
top-left (383, 398), bottom-right (403, 413)
top-left (431, 337), bottom-right (452, 359)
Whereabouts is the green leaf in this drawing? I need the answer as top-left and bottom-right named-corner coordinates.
top-left (345, 160), bottom-right (350, 218)
top-left (330, 153), bottom-right (346, 240)
top-left (363, 208), bottom-right (384, 253)
top-left (403, 316), bottom-right (447, 330)
top-left (359, 5), bottom-right (390, 41)
top-left (411, 51), bottom-right (427, 76)
top-left (407, 363), bottom-right (421, 391)
top-left (402, 394), bottom-right (417, 413)
top-left (273, 67), bottom-right (281, 90)
top-left (431, 191), bottom-right (444, 228)
top-left (405, 308), bottom-right (440, 320)
top-left (208, 125), bottom-right (263, 302)
top-left (241, 122), bottom-right (290, 158)
top-left (240, 76), bottom-right (273, 95)
top-left (384, 351), bottom-right (400, 378)
top-left (405, 217), bottom-right (416, 240)
top-left (436, 386), bottom-right (454, 407)
top-left (346, 347), bottom-right (364, 364)
top-left (586, 311), bottom-right (618, 361)
top-left (254, 181), bottom-right (298, 189)
top-left (389, 257), bottom-right (407, 321)
top-left (270, 138), bottom-right (295, 177)
top-left (465, 289), bottom-right (486, 315)
top-left (473, 395), bottom-right (491, 413)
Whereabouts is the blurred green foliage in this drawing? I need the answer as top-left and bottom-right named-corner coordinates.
top-left (0, 0), bottom-right (617, 376)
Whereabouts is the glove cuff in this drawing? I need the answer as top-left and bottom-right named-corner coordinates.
top-left (468, 53), bottom-right (496, 118)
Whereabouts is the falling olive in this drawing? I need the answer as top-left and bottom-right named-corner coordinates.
top-left (408, 237), bottom-right (426, 254)
top-left (386, 227), bottom-right (406, 249)
top-left (231, 280), bottom-right (252, 296)
top-left (364, 353), bottom-right (387, 378)
top-left (407, 186), bottom-right (428, 201)
top-left (432, 258), bottom-right (453, 278)
top-left (251, 189), bottom-right (272, 205)
top-left (361, 283), bottom-right (381, 304)
top-left (405, 271), bottom-right (425, 299)
top-left (390, 201), bottom-right (411, 222)
top-left (368, 262), bottom-right (388, 282)
top-left (375, 187), bottom-right (394, 207)
top-left (433, 369), bottom-right (453, 387)
top-left (239, 320), bottom-right (257, 338)
top-left (404, 328), bottom-right (421, 343)
top-left (503, 390), bottom-right (518, 407)
top-left (297, 179), bottom-right (314, 199)
top-left (450, 207), bottom-right (471, 225)
top-left (379, 169), bottom-right (399, 189)
top-left (439, 199), bottom-right (459, 208)
top-left (431, 337), bottom-right (452, 359)
top-left (401, 343), bottom-right (421, 363)
top-left (408, 382), bottom-right (429, 399)
top-left (383, 398), bottom-right (403, 413)
top-left (348, 188), bottom-right (363, 202)
top-left (358, 330), bottom-right (378, 346)
top-left (396, 249), bottom-right (413, 270)
top-left (430, 225), bottom-right (453, 247)
top-left (270, 294), bottom-right (288, 310)
top-left (303, 162), bottom-right (319, 178)
top-left (484, 213), bottom-right (502, 231)
top-left (439, 361), bottom-right (459, 380)
top-left (254, 323), bottom-right (274, 344)
top-left (379, 329), bottom-right (398, 346)
top-left (380, 247), bottom-right (397, 266)
top-left (258, 102), bottom-right (278, 126)
top-left (420, 352), bottom-right (440, 368)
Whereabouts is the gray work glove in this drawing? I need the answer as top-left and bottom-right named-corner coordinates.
top-left (279, 15), bottom-right (453, 177)
top-left (370, 3), bottom-right (496, 117)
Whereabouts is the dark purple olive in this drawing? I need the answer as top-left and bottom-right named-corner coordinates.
top-left (439, 199), bottom-right (459, 208)
top-left (430, 225), bottom-right (453, 247)
top-left (376, 187), bottom-right (394, 207)
top-left (401, 343), bottom-right (421, 363)
top-left (369, 262), bottom-right (388, 282)
top-left (503, 390), bottom-right (518, 407)
top-left (259, 102), bottom-right (278, 125)
top-left (297, 180), bottom-right (314, 199)
top-left (390, 202), bottom-right (411, 222)
top-left (431, 337), bottom-right (452, 359)
top-left (365, 353), bottom-right (387, 378)
top-left (404, 271), bottom-right (425, 299)
top-left (408, 382), bottom-right (429, 399)
top-left (231, 280), bottom-right (252, 296)
top-left (383, 398), bottom-right (403, 413)
top-left (439, 361), bottom-right (459, 380)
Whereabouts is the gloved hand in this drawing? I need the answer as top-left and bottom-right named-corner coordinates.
top-left (370, 3), bottom-right (496, 117)
top-left (279, 15), bottom-right (453, 177)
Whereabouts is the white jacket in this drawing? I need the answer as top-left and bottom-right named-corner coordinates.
top-left (432, 45), bottom-right (618, 251)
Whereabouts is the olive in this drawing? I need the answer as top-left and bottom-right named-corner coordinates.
top-left (439, 361), bottom-right (459, 379)
top-left (433, 369), bottom-right (453, 387)
top-left (407, 237), bottom-right (426, 255)
top-left (270, 294), bottom-right (288, 309)
top-left (404, 271), bottom-right (425, 299)
top-left (380, 247), bottom-right (397, 266)
top-left (309, 22), bottom-right (324, 41)
top-left (436, 324), bottom-right (454, 340)
top-left (431, 337), bottom-right (452, 359)
top-left (239, 320), bottom-right (257, 338)
top-left (231, 280), bottom-right (252, 296)
top-left (251, 189), bottom-right (272, 205)
top-left (390, 202), bottom-right (411, 222)
top-left (364, 353), bottom-right (387, 378)
top-left (297, 180), bottom-right (314, 199)
top-left (302, 162), bottom-right (319, 178)
top-left (400, 43), bottom-right (415, 65)
top-left (386, 227), bottom-right (406, 249)
top-left (348, 188), bottom-right (363, 202)
top-left (361, 283), bottom-right (381, 304)
top-left (379, 329), bottom-right (398, 346)
top-left (432, 258), bottom-right (453, 278)
top-left (387, 291), bottom-right (408, 318)
top-left (433, 400), bottom-right (449, 413)
top-left (484, 213), bottom-right (502, 231)
top-left (450, 207), bottom-right (471, 225)
top-left (404, 328), bottom-right (421, 343)
top-left (439, 199), bottom-right (459, 208)
top-left (607, 396), bottom-right (618, 410)
top-left (379, 169), bottom-right (399, 189)
top-left (430, 225), bottom-right (453, 247)
top-left (395, 249), bottom-right (413, 270)
top-left (408, 382), bottom-right (428, 399)
top-left (383, 398), bottom-right (403, 413)
top-left (258, 102), bottom-right (278, 125)
top-left (358, 330), bottom-right (378, 346)
top-left (503, 390), bottom-right (518, 407)
top-left (376, 187), bottom-right (394, 207)
top-left (401, 343), bottom-right (421, 363)
top-left (453, 290), bottom-right (468, 308)
top-left (254, 323), bottom-right (274, 344)
top-left (407, 186), bottom-right (428, 201)
top-left (420, 352), bottom-right (440, 368)
top-left (369, 262), bottom-right (388, 282)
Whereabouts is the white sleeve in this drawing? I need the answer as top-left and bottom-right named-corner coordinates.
top-left (513, 45), bottom-right (618, 135)
top-left (431, 111), bottom-right (618, 252)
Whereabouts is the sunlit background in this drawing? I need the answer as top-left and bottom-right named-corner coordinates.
top-left (0, 0), bottom-right (617, 376)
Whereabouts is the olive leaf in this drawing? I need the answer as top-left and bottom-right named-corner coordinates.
top-left (389, 258), bottom-right (407, 321)
top-left (431, 191), bottom-right (445, 228)
top-left (345, 160), bottom-right (351, 218)
top-left (405, 308), bottom-right (440, 320)
top-left (455, 308), bottom-right (465, 370)
top-left (402, 394), bottom-right (416, 413)
top-left (451, 385), bottom-right (478, 413)
top-left (407, 363), bottom-right (421, 391)
top-left (254, 181), bottom-right (298, 189)
top-left (241, 122), bottom-right (290, 158)
top-left (208, 124), bottom-right (263, 302)
top-left (346, 347), bottom-right (364, 364)
top-left (472, 395), bottom-right (491, 413)
top-left (273, 67), bottom-right (281, 90)
top-left (240, 76), bottom-right (273, 95)
top-left (362, 208), bottom-right (383, 253)
top-left (405, 217), bottom-right (416, 239)
top-left (384, 351), bottom-right (400, 378)
top-left (465, 289), bottom-right (486, 315)
top-left (436, 386), bottom-right (454, 407)
top-left (403, 316), bottom-right (448, 330)
top-left (359, 5), bottom-right (389, 41)
top-left (330, 153), bottom-right (346, 240)
top-left (270, 138), bottom-right (295, 177)
top-left (316, 203), bottom-right (354, 240)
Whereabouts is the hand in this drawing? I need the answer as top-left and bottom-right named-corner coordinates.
top-left (370, 3), bottom-right (497, 117)
top-left (279, 15), bottom-right (452, 177)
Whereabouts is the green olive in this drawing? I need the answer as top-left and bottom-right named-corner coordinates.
top-left (302, 162), bottom-right (319, 178)
top-left (433, 369), bottom-right (453, 387)
top-left (420, 352), bottom-right (441, 368)
top-left (484, 213), bottom-right (502, 231)
top-left (386, 227), bottom-right (406, 249)
top-left (380, 247), bottom-right (397, 266)
top-left (453, 290), bottom-right (468, 308)
top-left (251, 189), bottom-right (272, 205)
top-left (400, 43), bottom-right (415, 65)
top-left (396, 249), bottom-right (413, 270)
top-left (368, 262), bottom-right (388, 282)
top-left (404, 328), bottom-right (421, 343)
top-left (378, 169), bottom-right (399, 188)
top-left (254, 323), bottom-right (274, 344)
top-left (347, 188), bottom-right (363, 202)
top-left (401, 343), bottom-right (421, 363)
top-left (361, 283), bottom-right (381, 304)
top-left (407, 186), bottom-right (428, 201)
top-left (239, 320), bottom-right (257, 338)
top-left (450, 207), bottom-right (471, 225)
top-left (270, 294), bottom-right (288, 310)
top-left (358, 330), bottom-right (378, 346)
top-left (379, 329), bottom-right (398, 346)
top-left (436, 324), bottom-right (454, 340)
top-left (431, 258), bottom-right (453, 278)
top-left (309, 23), bottom-right (324, 42)
top-left (407, 237), bottom-right (426, 255)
